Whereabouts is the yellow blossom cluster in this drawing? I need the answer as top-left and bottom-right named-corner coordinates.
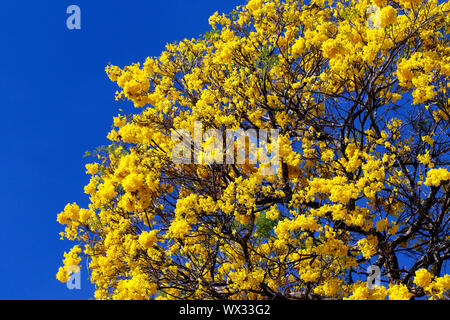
top-left (57, 0), bottom-right (450, 300)
top-left (424, 168), bottom-right (450, 187)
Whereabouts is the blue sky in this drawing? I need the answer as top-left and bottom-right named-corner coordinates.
top-left (0, 0), bottom-right (243, 300)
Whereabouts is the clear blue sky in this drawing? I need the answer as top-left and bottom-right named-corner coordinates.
top-left (0, 0), bottom-right (243, 300)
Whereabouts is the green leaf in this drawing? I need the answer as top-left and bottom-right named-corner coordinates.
top-left (255, 212), bottom-right (278, 239)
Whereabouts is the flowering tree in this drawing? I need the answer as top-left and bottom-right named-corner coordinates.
top-left (57, 0), bottom-right (450, 300)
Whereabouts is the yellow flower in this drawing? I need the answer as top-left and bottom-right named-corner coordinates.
top-left (85, 163), bottom-right (99, 175)
top-left (57, 203), bottom-right (80, 225)
top-left (79, 208), bottom-right (94, 223)
top-left (138, 230), bottom-right (158, 248)
top-left (168, 218), bottom-right (191, 239)
top-left (417, 151), bottom-right (433, 167)
top-left (291, 37), bottom-right (306, 57)
top-left (376, 218), bottom-right (389, 232)
top-left (372, 0), bottom-right (387, 7)
top-left (122, 173), bottom-right (144, 193)
top-left (414, 269), bottom-right (433, 288)
top-left (113, 115), bottom-right (126, 128)
top-left (357, 235), bottom-right (378, 259)
top-left (246, 0), bottom-right (262, 14)
top-left (379, 6), bottom-right (397, 28)
top-left (388, 284), bottom-right (412, 300)
top-left (424, 168), bottom-right (450, 187)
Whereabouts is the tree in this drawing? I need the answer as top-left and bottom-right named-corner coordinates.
top-left (57, 0), bottom-right (450, 300)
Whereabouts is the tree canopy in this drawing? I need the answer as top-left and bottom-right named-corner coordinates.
top-left (57, 0), bottom-right (450, 300)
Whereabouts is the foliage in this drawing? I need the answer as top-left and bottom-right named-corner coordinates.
top-left (57, 0), bottom-right (450, 300)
